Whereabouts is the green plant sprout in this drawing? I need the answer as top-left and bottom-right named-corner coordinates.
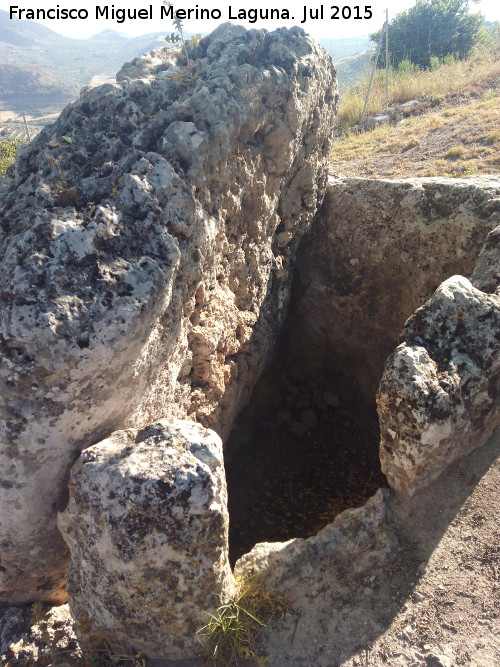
top-left (163, 1), bottom-right (191, 66)
top-left (198, 574), bottom-right (291, 666)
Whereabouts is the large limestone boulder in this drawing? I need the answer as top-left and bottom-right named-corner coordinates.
top-left (0, 25), bottom-right (337, 602)
top-left (291, 175), bottom-right (500, 420)
top-left (378, 275), bottom-right (499, 496)
top-left (58, 419), bottom-right (233, 660)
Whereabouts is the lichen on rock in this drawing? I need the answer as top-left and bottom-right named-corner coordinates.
top-left (471, 224), bottom-right (500, 295)
top-left (58, 418), bottom-right (233, 660)
top-left (378, 272), bottom-right (499, 496)
top-left (0, 23), bottom-right (337, 602)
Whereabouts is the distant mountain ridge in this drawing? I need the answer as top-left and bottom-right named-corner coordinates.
top-left (0, 9), bottom-right (170, 97)
top-left (90, 29), bottom-right (131, 41)
top-left (0, 9), bottom-right (62, 46)
top-left (0, 10), bottom-right (374, 116)
top-left (320, 35), bottom-right (374, 62)
top-left (0, 63), bottom-right (65, 96)
top-left (335, 49), bottom-right (375, 92)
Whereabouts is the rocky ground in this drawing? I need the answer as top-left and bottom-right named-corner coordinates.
top-left (330, 77), bottom-right (500, 179)
top-left (1, 428), bottom-right (498, 666)
top-left (255, 428), bottom-right (499, 667)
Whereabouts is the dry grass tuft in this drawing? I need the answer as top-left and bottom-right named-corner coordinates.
top-left (445, 145), bottom-right (466, 160)
top-left (330, 88), bottom-right (500, 179)
top-left (331, 35), bottom-right (500, 180)
top-left (198, 574), bottom-right (290, 666)
top-left (336, 39), bottom-right (500, 135)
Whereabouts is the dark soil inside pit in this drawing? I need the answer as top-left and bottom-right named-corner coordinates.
top-left (225, 377), bottom-right (387, 566)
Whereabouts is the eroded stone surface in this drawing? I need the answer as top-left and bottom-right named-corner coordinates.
top-left (235, 489), bottom-right (398, 593)
top-left (471, 224), bottom-right (500, 295)
top-left (58, 419), bottom-right (233, 660)
top-left (378, 275), bottom-right (499, 496)
top-left (291, 175), bottom-right (500, 420)
top-left (0, 603), bottom-right (79, 666)
top-left (116, 46), bottom-right (180, 82)
top-left (0, 24), bottom-right (337, 602)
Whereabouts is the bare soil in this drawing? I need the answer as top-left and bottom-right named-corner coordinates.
top-left (257, 428), bottom-right (500, 666)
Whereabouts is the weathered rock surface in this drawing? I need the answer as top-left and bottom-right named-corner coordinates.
top-left (378, 275), bottom-right (499, 496)
top-left (58, 419), bottom-right (233, 660)
top-left (0, 24), bottom-right (337, 602)
top-left (1, 603), bottom-right (80, 665)
top-left (290, 175), bottom-right (500, 422)
top-left (235, 489), bottom-right (397, 594)
top-left (2, 431), bottom-right (498, 666)
top-left (471, 224), bottom-right (500, 295)
top-left (116, 46), bottom-right (179, 82)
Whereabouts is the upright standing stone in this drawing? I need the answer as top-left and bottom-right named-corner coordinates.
top-left (378, 274), bottom-right (499, 496)
top-left (291, 175), bottom-right (500, 420)
top-left (58, 419), bottom-right (234, 660)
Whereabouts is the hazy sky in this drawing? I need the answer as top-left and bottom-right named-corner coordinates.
top-left (4, 0), bottom-right (500, 40)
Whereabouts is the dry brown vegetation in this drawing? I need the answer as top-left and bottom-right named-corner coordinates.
top-left (330, 88), bottom-right (500, 178)
top-left (331, 37), bottom-right (500, 179)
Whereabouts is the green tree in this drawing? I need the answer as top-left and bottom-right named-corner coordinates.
top-left (371, 0), bottom-right (484, 69)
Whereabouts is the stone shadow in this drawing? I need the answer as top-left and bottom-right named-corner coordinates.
top-left (249, 428), bottom-right (499, 666)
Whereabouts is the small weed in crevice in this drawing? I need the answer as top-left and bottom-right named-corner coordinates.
top-left (163, 0), bottom-right (192, 66)
top-left (198, 574), bottom-right (291, 666)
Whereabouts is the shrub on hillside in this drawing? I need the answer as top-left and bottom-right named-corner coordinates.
top-left (335, 31), bottom-right (500, 134)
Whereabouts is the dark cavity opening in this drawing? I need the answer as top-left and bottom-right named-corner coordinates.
top-left (225, 325), bottom-right (387, 567)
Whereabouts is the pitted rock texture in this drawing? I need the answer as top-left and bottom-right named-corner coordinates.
top-left (378, 275), bottom-right (499, 497)
top-left (471, 224), bottom-right (500, 295)
top-left (0, 24), bottom-right (337, 602)
top-left (291, 175), bottom-right (500, 421)
top-left (116, 46), bottom-right (179, 82)
top-left (235, 488), bottom-right (397, 595)
top-left (0, 603), bottom-right (80, 665)
top-left (58, 419), bottom-right (233, 660)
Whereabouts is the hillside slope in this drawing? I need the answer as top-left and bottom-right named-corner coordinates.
top-left (0, 10), bottom-right (169, 96)
top-left (335, 48), bottom-right (374, 93)
top-left (320, 35), bottom-right (373, 61)
top-left (331, 67), bottom-right (500, 178)
top-left (0, 63), bottom-right (64, 96)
